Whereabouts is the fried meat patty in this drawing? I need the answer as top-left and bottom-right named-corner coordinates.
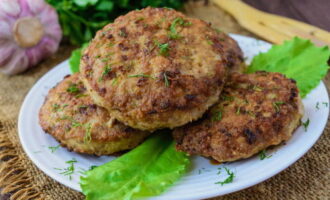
top-left (173, 72), bottom-right (303, 162)
top-left (217, 32), bottom-right (245, 73)
top-left (39, 74), bottom-right (150, 155)
top-left (80, 7), bottom-right (235, 131)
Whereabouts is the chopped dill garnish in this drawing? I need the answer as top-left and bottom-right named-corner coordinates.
top-left (169, 17), bottom-right (191, 39)
top-left (48, 145), bottom-right (60, 153)
top-left (107, 42), bottom-right (115, 47)
top-left (236, 107), bottom-right (241, 115)
top-left (273, 101), bottom-right (284, 112)
top-left (221, 95), bottom-right (234, 102)
top-left (72, 121), bottom-right (83, 128)
top-left (119, 30), bottom-right (127, 37)
top-left (212, 111), bottom-right (222, 121)
top-left (158, 43), bottom-right (170, 56)
top-left (59, 115), bottom-right (72, 121)
top-left (253, 85), bottom-right (263, 92)
top-left (84, 123), bottom-right (92, 143)
top-left (112, 77), bottom-right (118, 86)
top-left (75, 93), bottom-right (88, 98)
top-left (322, 102), bottom-right (328, 107)
top-left (214, 28), bottom-right (222, 33)
top-left (128, 74), bottom-right (154, 79)
top-left (66, 84), bottom-right (80, 94)
top-left (302, 118), bottom-right (310, 132)
top-left (52, 104), bottom-right (61, 112)
top-left (100, 57), bottom-right (110, 62)
top-left (54, 158), bottom-right (77, 180)
top-left (215, 167), bottom-right (235, 186)
top-left (316, 102), bottom-right (320, 110)
top-left (259, 150), bottom-right (272, 160)
top-left (99, 65), bottom-right (112, 81)
top-left (207, 40), bottom-right (214, 45)
top-left (217, 167), bottom-right (222, 175)
top-left (163, 72), bottom-right (170, 87)
top-left (247, 111), bottom-right (255, 117)
top-left (206, 35), bottom-right (213, 45)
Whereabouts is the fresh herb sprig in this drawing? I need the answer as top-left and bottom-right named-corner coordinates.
top-left (215, 167), bottom-right (235, 186)
top-left (48, 145), bottom-right (61, 153)
top-left (259, 150), bottom-right (272, 160)
top-left (273, 101), bottom-right (284, 112)
top-left (54, 158), bottom-right (78, 180)
top-left (302, 118), bottom-right (310, 132)
top-left (169, 17), bottom-right (191, 39)
top-left (46, 0), bottom-right (185, 45)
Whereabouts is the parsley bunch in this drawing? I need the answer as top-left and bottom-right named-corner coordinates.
top-left (46, 0), bottom-right (185, 45)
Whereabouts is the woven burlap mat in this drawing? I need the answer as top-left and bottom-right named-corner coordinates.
top-left (0, 1), bottom-right (329, 200)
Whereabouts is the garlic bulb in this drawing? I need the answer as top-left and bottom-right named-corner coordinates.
top-left (0, 0), bottom-right (62, 75)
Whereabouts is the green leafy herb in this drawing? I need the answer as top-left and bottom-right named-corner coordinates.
top-left (316, 102), bottom-right (320, 110)
top-left (302, 118), bottom-right (310, 132)
top-left (273, 101), bottom-right (284, 112)
top-left (322, 102), bottom-right (328, 107)
top-left (46, 0), bottom-right (184, 45)
top-left (69, 43), bottom-right (89, 73)
top-left (259, 150), bottom-right (272, 160)
top-left (247, 37), bottom-right (330, 98)
top-left (67, 84), bottom-right (80, 94)
top-left (48, 145), bottom-right (61, 153)
top-left (215, 167), bottom-right (235, 186)
top-left (55, 158), bottom-right (77, 180)
top-left (80, 132), bottom-right (190, 200)
top-left (212, 111), bottom-right (222, 121)
top-left (169, 17), bottom-right (191, 39)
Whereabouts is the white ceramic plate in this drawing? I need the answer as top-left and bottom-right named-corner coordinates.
top-left (18, 34), bottom-right (329, 200)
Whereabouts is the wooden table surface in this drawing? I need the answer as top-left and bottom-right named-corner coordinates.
top-left (1, 0), bottom-right (329, 200)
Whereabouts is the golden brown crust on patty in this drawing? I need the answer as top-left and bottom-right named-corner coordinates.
top-left (39, 74), bottom-right (150, 156)
top-left (217, 32), bottom-right (245, 73)
top-left (80, 7), bottom-right (231, 131)
top-left (173, 72), bottom-right (304, 162)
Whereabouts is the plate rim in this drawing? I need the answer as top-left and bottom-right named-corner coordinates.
top-left (17, 34), bottom-right (330, 200)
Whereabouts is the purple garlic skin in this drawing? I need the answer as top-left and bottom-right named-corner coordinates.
top-left (0, 0), bottom-right (62, 75)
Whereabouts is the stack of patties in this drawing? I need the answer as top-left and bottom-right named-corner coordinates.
top-left (39, 7), bottom-right (303, 161)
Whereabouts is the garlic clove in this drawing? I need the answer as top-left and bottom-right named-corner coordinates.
top-left (0, 0), bottom-right (20, 18)
top-left (0, 48), bottom-right (29, 75)
top-left (0, 43), bottom-right (16, 65)
top-left (27, 0), bottom-right (46, 15)
top-left (0, 21), bottom-right (11, 39)
top-left (26, 37), bottom-right (59, 66)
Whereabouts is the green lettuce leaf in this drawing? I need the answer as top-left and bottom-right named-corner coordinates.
top-left (80, 132), bottom-right (190, 200)
top-left (247, 37), bottom-right (330, 98)
top-left (69, 43), bottom-right (89, 74)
